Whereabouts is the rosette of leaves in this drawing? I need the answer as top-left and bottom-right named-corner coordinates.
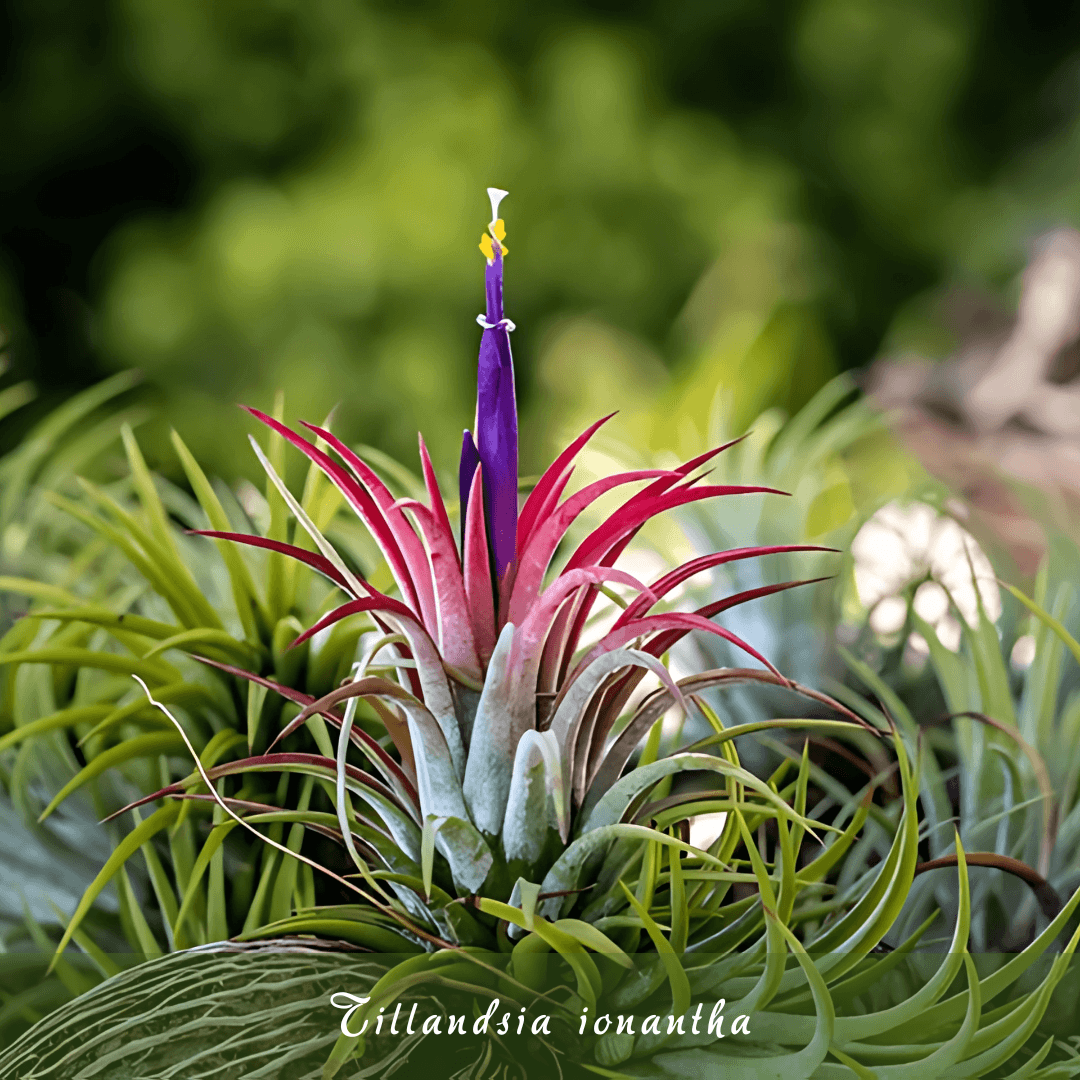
top-left (0, 195), bottom-right (845, 985)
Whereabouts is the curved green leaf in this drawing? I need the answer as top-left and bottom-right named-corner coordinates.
top-left (48, 802), bottom-right (180, 971)
top-left (38, 732), bottom-right (187, 822)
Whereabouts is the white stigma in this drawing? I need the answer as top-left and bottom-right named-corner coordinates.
top-left (487, 187), bottom-right (509, 225)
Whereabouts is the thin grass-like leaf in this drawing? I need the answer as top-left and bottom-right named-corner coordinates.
top-left (48, 802), bottom-right (180, 972)
top-left (37, 732), bottom-right (187, 822)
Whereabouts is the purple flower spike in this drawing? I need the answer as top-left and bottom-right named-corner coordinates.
top-left (458, 428), bottom-right (480, 543)
top-left (474, 187), bottom-right (518, 584)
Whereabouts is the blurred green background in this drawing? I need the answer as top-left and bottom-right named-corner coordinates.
top-left (3, 0), bottom-right (1080, 480)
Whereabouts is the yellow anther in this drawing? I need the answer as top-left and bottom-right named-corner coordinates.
top-left (479, 219), bottom-right (508, 261)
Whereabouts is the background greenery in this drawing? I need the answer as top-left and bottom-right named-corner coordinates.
top-left (4, 0), bottom-right (1080, 480)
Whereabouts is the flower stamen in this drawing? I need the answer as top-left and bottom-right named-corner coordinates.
top-left (479, 187), bottom-right (510, 261)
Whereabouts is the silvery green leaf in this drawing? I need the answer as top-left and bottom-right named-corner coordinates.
top-left (450, 683), bottom-right (481, 750)
top-left (416, 810), bottom-right (492, 902)
top-left (433, 816), bottom-right (493, 894)
top-left (502, 730), bottom-right (564, 864)
top-left (462, 623), bottom-right (525, 835)
top-left (546, 647), bottom-right (685, 807)
top-left (383, 877), bottom-right (443, 934)
top-left (579, 753), bottom-right (817, 838)
top-left (383, 613), bottom-right (467, 781)
top-left (390, 693), bottom-right (470, 823)
top-left (331, 771), bottom-right (423, 864)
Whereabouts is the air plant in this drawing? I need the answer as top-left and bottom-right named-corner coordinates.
top-left (834, 543), bottom-right (1080, 956)
top-left (4, 193), bottom-right (1080, 1078)
top-left (143, 187), bottom-right (853, 924)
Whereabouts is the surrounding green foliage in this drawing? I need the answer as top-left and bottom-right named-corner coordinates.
top-left (0, 367), bottom-right (155, 1040)
top-left (4, 373), bottom-right (1080, 1075)
top-left (4, 5), bottom-right (1080, 1068)
top-left (662, 371), bottom-right (1080, 973)
top-left (833, 542), bottom-right (1080, 957)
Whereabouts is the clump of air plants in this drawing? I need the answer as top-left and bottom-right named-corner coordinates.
top-left (5, 191), bottom-right (1080, 1080)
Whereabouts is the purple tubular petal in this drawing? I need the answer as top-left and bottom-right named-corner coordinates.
top-left (475, 243), bottom-right (518, 581)
top-left (458, 429), bottom-right (480, 545)
top-left (485, 246), bottom-right (504, 322)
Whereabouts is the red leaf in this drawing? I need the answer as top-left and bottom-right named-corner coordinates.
top-left (193, 656), bottom-right (418, 805)
top-left (564, 482), bottom-right (788, 578)
top-left (301, 421), bottom-right (440, 633)
top-left (538, 441), bottom-right (755, 679)
top-left (514, 566), bottom-right (655, 681)
top-left (507, 469), bottom-right (673, 626)
top-left (418, 434), bottom-right (457, 569)
top-left (644, 578), bottom-right (827, 661)
top-left (203, 752), bottom-right (401, 803)
top-left (589, 578), bottom-right (829, 733)
top-left (516, 412), bottom-right (615, 554)
top-left (539, 527), bottom-right (642, 693)
top-left (464, 467), bottom-right (497, 667)
top-left (189, 530), bottom-right (357, 594)
top-left (287, 597), bottom-right (414, 651)
top-left (540, 478), bottom-right (787, 669)
top-left (107, 752), bottom-right (403, 823)
top-left (571, 611), bottom-right (784, 682)
top-left (101, 783), bottom-right (185, 822)
top-left (614, 546), bottom-right (836, 628)
top-left (195, 655), bottom-right (319, 709)
top-left (245, 407), bottom-right (423, 619)
top-left (394, 497), bottom-right (481, 679)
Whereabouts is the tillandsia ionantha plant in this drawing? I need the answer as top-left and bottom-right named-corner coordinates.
top-left (81, 187), bottom-right (854, 940)
top-left (3, 192), bottom-right (1080, 1079)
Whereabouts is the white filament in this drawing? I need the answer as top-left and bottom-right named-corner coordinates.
top-left (487, 187), bottom-right (509, 224)
top-left (475, 315), bottom-right (516, 331)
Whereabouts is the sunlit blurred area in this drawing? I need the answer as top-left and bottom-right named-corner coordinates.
top-left (3, 0), bottom-right (1080, 502)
